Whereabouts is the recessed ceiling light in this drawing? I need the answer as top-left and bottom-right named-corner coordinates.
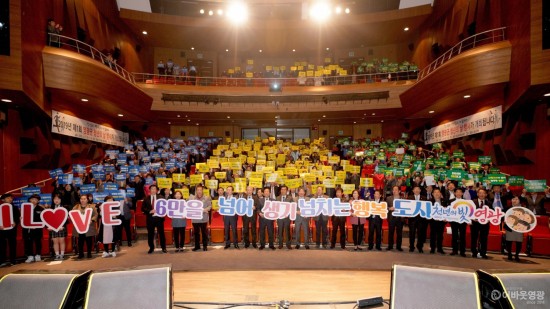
top-left (363, 113), bottom-right (366, 116)
top-left (1, 99), bottom-right (12, 103)
top-left (168, 122), bottom-right (171, 124)
top-left (81, 98), bottom-right (88, 102)
top-left (292, 49), bottom-right (296, 52)
top-left (345, 8), bottom-right (350, 14)
top-left (404, 27), bottom-right (409, 31)
top-left (208, 10), bottom-right (213, 16)
top-left (227, 116), bottom-right (230, 118)
top-left (353, 121), bottom-right (356, 124)
top-left (429, 110), bottom-right (435, 114)
top-left (117, 114), bottom-right (123, 117)
top-left (199, 9), bottom-right (204, 14)
top-left (372, 112), bottom-right (376, 116)
top-left (544, 93), bottom-right (550, 96)
top-left (464, 95), bottom-right (471, 98)
top-left (196, 123), bottom-right (199, 125)
top-left (217, 9), bottom-right (223, 16)
top-left (225, 49), bottom-right (229, 52)
top-left (177, 115), bottom-right (181, 117)
top-left (335, 6), bottom-right (342, 14)
top-left (381, 120), bottom-right (384, 123)
top-left (187, 119), bottom-right (191, 122)
top-left (326, 47), bottom-right (330, 51)
top-left (259, 49), bottom-right (262, 53)
top-left (318, 119), bottom-right (321, 122)
top-left (191, 47), bottom-right (194, 50)
top-left (142, 31), bottom-right (147, 35)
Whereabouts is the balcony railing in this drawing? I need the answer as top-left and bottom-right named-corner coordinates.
top-left (132, 70), bottom-right (419, 87)
top-left (47, 33), bottom-right (136, 85)
top-left (417, 27), bottom-right (507, 81)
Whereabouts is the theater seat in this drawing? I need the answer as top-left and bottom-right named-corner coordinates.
top-left (209, 212), bottom-right (225, 243)
top-left (135, 200), bottom-right (147, 228)
top-left (527, 216), bottom-right (550, 256)
top-left (163, 218), bottom-right (173, 245)
top-left (487, 223), bottom-right (505, 253)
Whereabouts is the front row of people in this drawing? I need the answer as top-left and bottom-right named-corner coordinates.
top-left (140, 183), bottom-right (527, 262)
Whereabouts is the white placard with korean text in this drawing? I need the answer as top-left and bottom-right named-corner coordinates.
top-left (424, 106), bottom-right (502, 144)
top-left (51, 110), bottom-right (129, 146)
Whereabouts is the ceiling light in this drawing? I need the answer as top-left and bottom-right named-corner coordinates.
top-left (318, 119), bottom-right (321, 122)
top-left (259, 49), bottom-right (262, 53)
top-left (326, 47), bottom-right (330, 51)
top-left (208, 10), bottom-right (214, 16)
top-left (217, 9), bottom-right (224, 16)
top-left (227, 116), bottom-right (230, 119)
top-left (226, 49), bottom-right (229, 52)
top-left (199, 9), bottom-right (205, 14)
top-left (429, 110), bottom-right (435, 114)
top-left (81, 98), bottom-right (88, 102)
top-left (275, 115), bottom-right (279, 119)
top-left (335, 6), bottom-right (342, 14)
top-left (117, 114), bottom-right (123, 117)
top-left (345, 8), bottom-right (350, 14)
top-left (196, 123), bottom-right (199, 126)
top-left (168, 122), bottom-right (171, 125)
top-left (544, 93), bottom-right (550, 96)
top-left (353, 121), bottom-right (356, 124)
top-left (1, 99), bottom-right (12, 103)
top-left (309, 2), bottom-right (332, 22)
top-left (381, 120), bottom-right (384, 123)
top-left (191, 47), bottom-right (194, 50)
top-left (322, 115), bottom-right (326, 118)
top-left (227, 2), bottom-right (248, 25)
top-left (464, 95), bottom-right (471, 98)
top-left (404, 27), bottom-right (409, 31)
top-left (187, 119), bottom-right (191, 122)
top-left (177, 115), bottom-right (181, 117)
top-left (142, 31), bottom-right (147, 35)
top-left (292, 49), bottom-right (296, 52)
top-left (372, 112), bottom-right (375, 116)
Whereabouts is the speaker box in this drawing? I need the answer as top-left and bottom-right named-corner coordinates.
top-left (225, 131), bottom-right (230, 137)
top-left (519, 133), bottom-right (536, 150)
top-left (84, 266), bottom-right (172, 309)
top-left (322, 130), bottom-right (327, 136)
top-left (366, 129), bottom-right (372, 135)
top-left (0, 270), bottom-right (91, 309)
top-left (391, 265), bottom-right (480, 309)
top-left (180, 131), bottom-right (185, 137)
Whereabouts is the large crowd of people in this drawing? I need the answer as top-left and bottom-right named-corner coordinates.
top-left (0, 135), bottom-right (548, 267)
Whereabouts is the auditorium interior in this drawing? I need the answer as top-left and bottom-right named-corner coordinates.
top-left (0, 0), bottom-right (550, 308)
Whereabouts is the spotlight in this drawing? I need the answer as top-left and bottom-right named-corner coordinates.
top-left (269, 83), bottom-right (282, 92)
top-left (309, 2), bottom-right (332, 22)
top-left (191, 47), bottom-right (195, 50)
top-left (217, 9), bottom-right (224, 16)
top-left (142, 31), bottom-right (148, 35)
top-left (322, 96), bottom-right (328, 104)
top-left (208, 10), bottom-right (214, 16)
top-left (345, 8), bottom-right (350, 14)
top-left (199, 9), bottom-right (205, 14)
top-left (404, 27), bottom-right (409, 31)
top-left (227, 2), bottom-right (248, 25)
top-left (335, 6), bottom-right (342, 14)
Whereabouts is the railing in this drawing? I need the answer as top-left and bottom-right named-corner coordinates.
top-left (132, 70), bottom-right (419, 87)
top-left (47, 33), bottom-right (136, 85)
top-left (417, 27), bottom-right (507, 81)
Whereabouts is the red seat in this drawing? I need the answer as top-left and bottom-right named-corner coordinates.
top-left (487, 223), bottom-right (504, 252)
top-left (528, 216), bottom-right (550, 256)
top-left (135, 200), bottom-right (147, 228)
top-left (209, 212), bottom-right (225, 243)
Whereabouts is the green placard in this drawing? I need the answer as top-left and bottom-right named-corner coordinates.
top-left (508, 176), bottom-right (524, 187)
top-left (377, 166), bottom-right (386, 174)
top-left (489, 167), bottom-right (500, 174)
top-left (424, 170), bottom-right (434, 176)
top-left (409, 144), bottom-right (417, 151)
top-left (365, 150), bottom-right (375, 157)
top-left (401, 133), bottom-right (409, 139)
top-left (447, 169), bottom-right (466, 181)
top-left (432, 143), bottom-right (442, 150)
top-left (397, 139), bottom-right (406, 145)
top-left (451, 162), bottom-right (464, 169)
top-left (426, 158), bottom-right (435, 166)
top-left (364, 159), bottom-right (374, 165)
top-left (486, 174), bottom-right (507, 185)
top-left (400, 159), bottom-right (411, 167)
top-left (377, 153), bottom-right (386, 161)
top-left (524, 180), bottom-right (547, 192)
top-left (438, 169), bottom-right (448, 181)
top-left (434, 158), bottom-right (447, 168)
top-left (388, 146), bottom-right (396, 153)
top-left (440, 153), bottom-right (450, 161)
top-left (453, 151), bottom-right (465, 159)
top-left (478, 156), bottom-right (492, 165)
top-left (394, 168), bottom-right (405, 177)
top-left (468, 162), bottom-right (481, 171)
top-left (413, 161), bottom-right (425, 171)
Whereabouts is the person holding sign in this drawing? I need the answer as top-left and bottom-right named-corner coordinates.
top-left (471, 188), bottom-right (492, 259)
top-left (223, 186), bottom-right (239, 249)
top-left (0, 193), bottom-right (20, 266)
top-left (98, 196), bottom-right (117, 258)
top-left (313, 186), bottom-right (329, 249)
top-left (73, 195), bottom-right (98, 259)
top-left (429, 188), bottom-right (447, 255)
top-left (349, 190), bottom-right (366, 251)
top-left (141, 185), bottom-right (167, 254)
top-left (449, 188), bottom-right (467, 257)
top-left (171, 191), bottom-right (187, 253)
top-left (330, 188), bottom-right (347, 250)
top-left (191, 185), bottom-right (212, 252)
top-left (258, 187), bottom-right (276, 250)
top-left (240, 186), bottom-right (259, 249)
top-left (23, 194), bottom-right (45, 263)
top-left (526, 189), bottom-right (549, 215)
top-left (367, 190), bottom-right (383, 251)
top-left (49, 194), bottom-right (69, 260)
top-left (293, 188), bottom-right (310, 250)
top-left (385, 186), bottom-right (404, 251)
top-left (276, 186), bottom-right (292, 250)
top-left (505, 196), bottom-right (527, 262)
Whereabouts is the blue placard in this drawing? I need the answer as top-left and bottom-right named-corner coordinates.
top-left (93, 193), bottom-right (108, 203)
top-left (117, 153), bottom-right (127, 161)
top-left (126, 188), bottom-right (135, 198)
top-left (176, 162), bottom-right (185, 169)
top-left (124, 144), bottom-right (134, 150)
top-left (151, 152), bottom-right (160, 160)
top-left (92, 171), bottom-right (106, 180)
top-left (80, 184), bottom-right (97, 194)
top-left (145, 177), bottom-right (154, 185)
top-left (48, 168), bottom-right (63, 179)
top-left (129, 167), bottom-right (139, 177)
top-left (156, 175), bottom-right (166, 179)
top-left (160, 152), bottom-right (168, 159)
top-left (91, 164), bottom-right (103, 172)
top-left (111, 190), bottom-right (126, 201)
top-left (105, 150), bottom-right (119, 159)
top-left (39, 194), bottom-right (52, 206)
top-left (146, 144), bottom-right (155, 151)
top-left (104, 183), bottom-right (118, 191)
top-left (58, 174), bottom-right (74, 185)
top-left (151, 163), bottom-right (161, 171)
top-left (114, 174), bottom-right (126, 181)
top-left (139, 165), bottom-right (149, 173)
top-left (72, 164), bottom-right (86, 174)
top-left (104, 165), bottom-right (116, 173)
top-left (142, 156), bottom-right (151, 163)
top-left (120, 166), bottom-right (129, 173)
top-left (22, 187), bottom-right (41, 196)
top-left (165, 162), bottom-right (175, 169)
top-left (73, 177), bottom-right (83, 187)
top-left (13, 197), bottom-right (26, 208)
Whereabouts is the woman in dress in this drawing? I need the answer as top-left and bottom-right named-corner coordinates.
top-left (49, 194), bottom-right (69, 260)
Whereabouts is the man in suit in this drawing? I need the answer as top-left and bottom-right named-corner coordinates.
top-left (294, 187), bottom-right (310, 250)
top-left (191, 185), bottom-right (212, 251)
top-left (240, 186), bottom-right (259, 248)
top-left (312, 186), bottom-right (329, 248)
top-left (429, 188), bottom-right (447, 254)
top-left (258, 187), bottom-right (276, 250)
top-left (526, 190), bottom-right (548, 215)
top-left (368, 190), bottom-right (383, 250)
top-left (276, 185), bottom-right (292, 249)
top-left (408, 185), bottom-right (428, 253)
top-left (330, 188), bottom-right (347, 249)
top-left (129, 175), bottom-right (144, 208)
top-left (0, 193), bottom-right (20, 266)
top-left (223, 186), bottom-right (239, 249)
top-left (471, 188), bottom-right (493, 259)
top-left (488, 185), bottom-right (508, 210)
top-left (386, 185), bottom-right (404, 251)
top-left (116, 197), bottom-right (133, 247)
top-left (141, 185), bottom-right (167, 254)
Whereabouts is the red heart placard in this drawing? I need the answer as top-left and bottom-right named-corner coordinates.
top-left (41, 207), bottom-right (69, 232)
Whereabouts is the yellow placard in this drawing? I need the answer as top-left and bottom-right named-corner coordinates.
top-left (219, 182), bottom-right (232, 189)
top-left (342, 184), bottom-right (355, 195)
top-left (190, 174), bottom-right (203, 185)
top-left (172, 173), bottom-right (186, 183)
top-left (261, 166), bottom-right (274, 173)
top-left (207, 160), bottom-right (220, 169)
top-left (247, 59), bottom-right (254, 65)
top-left (323, 179), bottom-right (335, 188)
top-left (246, 72), bottom-right (253, 78)
top-left (247, 157), bottom-right (256, 164)
top-left (266, 65), bottom-right (272, 71)
top-left (341, 160), bottom-right (350, 166)
top-left (212, 200), bottom-right (219, 211)
top-left (304, 174), bottom-right (317, 183)
top-left (221, 162), bottom-right (231, 170)
top-left (235, 66), bottom-right (241, 71)
top-left (175, 188), bottom-right (189, 199)
top-left (233, 182), bottom-right (245, 193)
top-left (157, 178), bottom-right (173, 189)
top-left (205, 179), bottom-right (219, 189)
top-left (197, 163), bottom-right (209, 173)
top-left (213, 149), bottom-right (221, 156)
top-left (215, 172), bottom-right (227, 179)
top-left (286, 178), bottom-right (302, 189)
top-left (336, 171), bottom-right (346, 179)
top-left (306, 70), bottom-right (314, 77)
top-left (227, 69), bottom-right (235, 74)
top-left (329, 156), bottom-right (340, 164)
top-left (250, 172), bottom-right (263, 179)
top-left (225, 151), bottom-right (233, 158)
top-left (360, 178), bottom-right (374, 187)
top-left (320, 155), bottom-right (328, 162)
top-left (298, 71), bottom-right (306, 77)
top-left (308, 64), bottom-right (315, 70)
top-left (322, 166), bottom-right (333, 173)
top-left (324, 57), bottom-right (331, 63)
top-left (230, 162), bottom-right (242, 170)
top-left (351, 166), bottom-right (361, 174)
top-left (324, 170), bottom-right (334, 177)
top-left (335, 176), bottom-right (345, 185)
top-left (280, 66), bottom-right (286, 70)
top-left (324, 69), bottom-right (331, 75)
top-left (249, 178), bottom-right (263, 188)
top-left (339, 69), bottom-right (347, 76)
top-left (291, 66), bottom-right (297, 71)
top-left (267, 173), bottom-right (279, 183)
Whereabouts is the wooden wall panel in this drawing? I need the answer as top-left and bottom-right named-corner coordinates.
top-left (530, 0), bottom-right (550, 86)
top-left (353, 124), bottom-right (383, 140)
top-left (199, 126), bottom-right (238, 139)
top-left (169, 125), bottom-right (199, 139)
top-left (317, 125), bottom-right (353, 138)
top-left (0, 0), bottom-right (22, 91)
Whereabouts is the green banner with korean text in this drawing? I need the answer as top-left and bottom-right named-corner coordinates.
top-left (524, 180), bottom-right (547, 192)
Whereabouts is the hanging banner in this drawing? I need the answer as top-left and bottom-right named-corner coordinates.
top-left (52, 110), bottom-right (129, 146)
top-left (424, 106), bottom-right (502, 144)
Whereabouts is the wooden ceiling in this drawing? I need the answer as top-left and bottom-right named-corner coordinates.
top-left (120, 5), bottom-right (432, 56)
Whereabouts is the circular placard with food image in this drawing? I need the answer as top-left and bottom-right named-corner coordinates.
top-left (505, 207), bottom-right (537, 233)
